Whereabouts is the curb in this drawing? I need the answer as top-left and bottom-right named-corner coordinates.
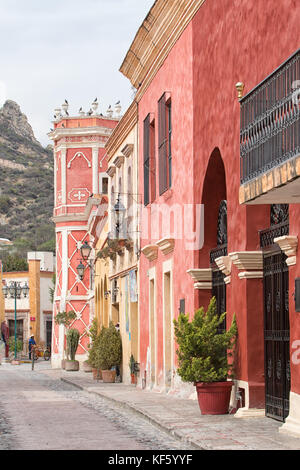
top-left (61, 377), bottom-right (203, 450)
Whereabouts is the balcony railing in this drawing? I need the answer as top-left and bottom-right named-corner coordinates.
top-left (240, 49), bottom-right (300, 184)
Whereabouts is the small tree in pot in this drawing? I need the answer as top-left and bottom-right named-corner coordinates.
top-left (54, 310), bottom-right (76, 368)
top-left (84, 318), bottom-right (98, 375)
top-left (174, 297), bottom-right (237, 415)
top-left (65, 328), bottom-right (80, 371)
top-left (98, 322), bottom-right (122, 383)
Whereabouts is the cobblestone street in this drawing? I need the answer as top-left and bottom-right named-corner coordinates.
top-left (0, 363), bottom-right (195, 451)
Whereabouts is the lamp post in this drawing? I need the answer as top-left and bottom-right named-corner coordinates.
top-left (113, 194), bottom-right (126, 238)
top-left (76, 241), bottom-right (93, 280)
top-left (2, 281), bottom-right (29, 359)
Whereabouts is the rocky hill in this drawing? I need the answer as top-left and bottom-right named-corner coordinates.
top-left (0, 100), bottom-right (54, 262)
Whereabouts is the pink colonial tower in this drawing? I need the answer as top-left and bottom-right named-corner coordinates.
top-left (49, 99), bottom-right (120, 368)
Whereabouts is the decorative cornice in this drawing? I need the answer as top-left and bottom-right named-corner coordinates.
top-left (107, 165), bottom-right (116, 177)
top-left (274, 235), bottom-right (298, 266)
top-left (105, 101), bottom-right (137, 161)
top-left (141, 244), bottom-right (158, 261)
top-left (187, 268), bottom-right (212, 290)
top-left (214, 256), bottom-right (232, 284)
top-left (238, 271), bottom-right (264, 279)
top-left (119, 0), bottom-right (206, 102)
top-left (49, 125), bottom-right (114, 141)
top-left (229, 251), bottom-right (263, 270)
top-left (113, 155), bottom-right (125, 168)
top-left (121, 143), bottom-right (134, 158)
top-left (229, 251), bottom-right (263, 279)
top-left (156, 237), bottom-right (175, 255)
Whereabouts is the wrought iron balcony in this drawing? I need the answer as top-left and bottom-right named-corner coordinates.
top-left (240, 49), bottom-right (300, 184)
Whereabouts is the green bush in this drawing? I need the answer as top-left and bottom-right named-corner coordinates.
top-left (86, 318), bottom-right (100, 368)
top-left (8, 336), bottom-right (23, 354)
top-left (173, 297), bottom-right (237, 383)
top-left (66, 329), bottom-right (80, 361)
top-left (54, 310), bottom-right (76, 327)
top-left (98, 322), bottom-right (122, 370)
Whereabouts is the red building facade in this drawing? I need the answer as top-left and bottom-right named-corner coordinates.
top-left (50, 103), bottom-right (119, 367)
top-left (120, 0), bottom-right (300, 432)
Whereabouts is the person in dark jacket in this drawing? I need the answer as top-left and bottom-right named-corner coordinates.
top-left (28, 335), bottom-right (36, 360)
top-left (1, 321), bottom-right (9, 358)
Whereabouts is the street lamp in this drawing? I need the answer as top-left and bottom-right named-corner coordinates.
top-left (77, 241), bottom-right (95, 281)
top-left (2, 281), bottom-right (30, 359)
top-left (76, 260), bottom-right (86, 281)
top-left (113, 194), bottom-right (126, 237)
top-left (80, 241), bottom-right (92, 261)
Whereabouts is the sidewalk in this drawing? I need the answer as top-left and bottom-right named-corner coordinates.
top-left (42, 368), bottom-right (300, 450)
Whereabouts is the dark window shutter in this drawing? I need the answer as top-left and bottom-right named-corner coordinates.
top-left (143, 114), bottom-right (150, 206)
top-left (150, 120), bottom-right (156, 203)
top-left (167, 101), bottom-right (172, 188)
top-left (158, 93), bottom-right (167, 195)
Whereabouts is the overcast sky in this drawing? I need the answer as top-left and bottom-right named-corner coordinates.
top-left (0, 0), bottom-right (154, 146)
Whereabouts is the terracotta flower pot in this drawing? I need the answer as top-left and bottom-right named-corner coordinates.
top-left (65, 360), bottom-right (79, 371)
top-left (102, 369), bottom-right (116, 383)
top-left (82, 361), bottom-right (92, 373)
top-left (195, 381), bottom-right (233, 415)
top-left (131, 373), bottom-right (136, 385)
top-left (92, 368), bottom-right (102, 380)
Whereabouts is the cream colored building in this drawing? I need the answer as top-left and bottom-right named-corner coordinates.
top-left (1, 252), bottom-right (54, 353)
top-left (105, 102), bottom-right (140, 384)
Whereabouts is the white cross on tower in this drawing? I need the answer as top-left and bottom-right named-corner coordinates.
top-left (74, 190), bottom-right (85, 201)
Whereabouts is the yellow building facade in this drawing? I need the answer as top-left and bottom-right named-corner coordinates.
top-left (105, 102), bottom-right (139, 384)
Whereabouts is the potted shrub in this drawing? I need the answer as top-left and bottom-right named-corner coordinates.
top-left (98, 322), bottom-right (122, 383)
top-left (86, 318), bottom-right (102, 379)
top-left (129, 354), bottom-right (137, 384)
top-left (54, 310), bottom-right (76, 369)
top-left (8, 336), bottom-right (23, 362)
top-left (174, 297), bottom-right (237, 415)
top-left (65, 328), bottom-right (80, 371)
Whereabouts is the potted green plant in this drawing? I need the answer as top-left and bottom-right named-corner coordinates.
top-left (129, 354), bottom-right (137, 384)
top-left (54, 310), bottom-right (76, 369)
top-left (86, 318), bottom-right (102, 379)
top-left (65, 328), bottom-right (80, 371)
top-left (8, 336), bottom-right (23, 362)
top-left (173, 297), bottom-right (237, 415)
top-left (98, 322), bottom-right (122, 383)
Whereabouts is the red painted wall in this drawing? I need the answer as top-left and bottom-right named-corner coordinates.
top-left (138, 22), bottom-right (195, 387)
top-left (138, 0), bottom-right (300, 398)
top-left (192, 0), bottom-right (300, 395)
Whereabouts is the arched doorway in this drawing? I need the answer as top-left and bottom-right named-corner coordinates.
top-left (260, 204), bottom-right (290, 421)
top-left (210, 200), bottom-right (227, 331)
top-left (201, 148), bottom-right (227, 323)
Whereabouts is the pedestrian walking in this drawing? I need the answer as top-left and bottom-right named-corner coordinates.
top-left (28, 335), bottom-right (36, 360)
top-left (115, 323), bottom-right (121, 380)
top-left (1, 321), bottom-right (9, 358)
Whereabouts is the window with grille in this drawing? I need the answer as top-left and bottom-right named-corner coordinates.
top-left (158, 93), bottom-right (172, 195)
top-left (144, 114), bottom-right (156, 205)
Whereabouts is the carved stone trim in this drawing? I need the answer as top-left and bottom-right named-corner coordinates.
top-left (273, 235), bottom-right (298, 266)
top-left (194, 281), bottom-right (213, 290)
top-left (121, 143), bottom-right (134, 158)
top-left (113, 155), bottom-right (125, 168)
top-left (238, 271), bottom-right (264, 279)
top-left (107, 165), bottom-right (116, 177)
top-left (229, 251), bottom-right (263, 271)
top-left (214, 256), bottom-right (232, 284)
top-left (141, 244), bottom-right (158, 261)
top-left (156, 237), bottom-right (175, 255)
top-left (187, 268), bottom-right (212, 290)
top-left (229, 251), bottom-right (263, 279)
top-left (215, 255), bottom-right (232, 274)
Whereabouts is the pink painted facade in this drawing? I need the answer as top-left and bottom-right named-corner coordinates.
top-left (124, 0), bottom-right (300, 428)
top-left (50, 108), bottom-right (118, 367)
